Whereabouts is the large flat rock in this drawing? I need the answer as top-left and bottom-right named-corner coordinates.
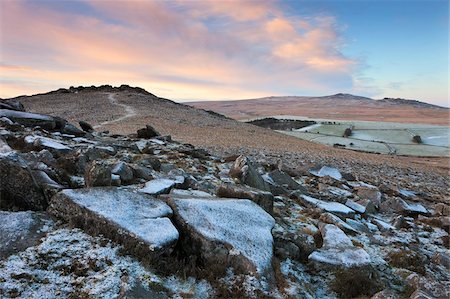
top-left (167, 197), bottom-right (275, 277)
top-left (0, 211), bottom-right (53, 259)
top-left (0, 109), bottom-right (56, 130)
top-left (49, 187), bottom-right (179, 260)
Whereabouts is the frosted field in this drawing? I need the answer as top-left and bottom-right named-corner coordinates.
top-left (272, 117), bottom-right (449, 157)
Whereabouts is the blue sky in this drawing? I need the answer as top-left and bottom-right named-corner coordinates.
top-left (1, 0), bottom-right (448, 106)
top-left (283, 0), bottom-right (448, 106)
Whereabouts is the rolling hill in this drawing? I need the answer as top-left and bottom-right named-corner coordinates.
top-left (187, 94), bottom-right (449, 125)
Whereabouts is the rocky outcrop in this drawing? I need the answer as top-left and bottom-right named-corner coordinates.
top-left (167, 197), bottom-right (275, 277)
top-left (49, 188), bottom-right (179, 260)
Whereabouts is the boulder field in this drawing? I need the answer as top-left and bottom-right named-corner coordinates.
top-left (0, 100), bottom-right (448, 298)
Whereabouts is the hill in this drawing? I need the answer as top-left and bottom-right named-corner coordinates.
top-left (4, 85), bottom-right (448, 190)
top-left (187, 94), bottom-right (449, 125)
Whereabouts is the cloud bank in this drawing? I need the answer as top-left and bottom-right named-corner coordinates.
top-left (2, 0), bottom-right (358, 101)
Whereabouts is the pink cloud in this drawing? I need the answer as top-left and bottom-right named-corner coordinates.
top-left (0, 0), bottom-right (357, 100)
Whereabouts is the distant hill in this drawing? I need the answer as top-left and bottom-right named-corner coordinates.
top-left (318, 93), bottom-right (373, 101)
top-left (187, 93), bottom-right (449, 125)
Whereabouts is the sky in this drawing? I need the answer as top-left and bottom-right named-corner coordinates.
top-left (0, 0), bottom-right (448, 106)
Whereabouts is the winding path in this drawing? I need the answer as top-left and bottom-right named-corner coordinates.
top-left (94, 93), bottom-right (137, 129)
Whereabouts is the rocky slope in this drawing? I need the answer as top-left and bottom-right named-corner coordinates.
top-left (188, 94), bottom-right (449, 125)
top-left (0, 92), bottom-right (449, 298)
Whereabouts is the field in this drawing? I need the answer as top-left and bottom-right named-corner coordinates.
top-left (270, 117), bottom-right (449, 157)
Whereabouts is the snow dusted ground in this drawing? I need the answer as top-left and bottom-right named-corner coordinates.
top-left (0, 228), bottom-right (212, 299)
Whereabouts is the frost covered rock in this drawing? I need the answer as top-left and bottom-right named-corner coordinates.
top-left (0, 98), bottom-right (25, 111)
top-left (216, 183), bottom-right (274, 214)
top-left (346, 198), bottom-right (376, 214)
top-left (319, 212), bottom-right (359, 235)
top-left (84, 160), bottom-right (112, 187)
top-left (0, 211), bottom-right (53, 259)
top-left (24, 135), bottom-right (72, 154)
top-left (0, 137), bottom-right (12, 154)
top-left (229, 155), bottom-right (270, 192)
top-left (308, 224), bottom-right (370, 268)
top-left (299, 194), bottom-right (355, 218)
top-left (0, 152), bottom-right (48, 210)
top-left (268, 169), bottom-right (301, 190)
top-left (345, 199), bottom-right (367, 214)
top-left (112, 161), bottom-right (134, 183)
top-left (381, 198), bottom-right (429, 216)
top-left (140, 178), bottom-right (176, 195)
top-left (61, 122), bottom-right (85, 136)
top-left (325, 185), bottom-right (353, 198)
top-left (49, 188), bottom-right (179, 259)
top-left (167, 197), bottom-right (275, 277)
top-left (170, 188), bottom-right (213, 198)
top-left (273, 231), bottom-right (316, 262)
top-left (371, 218), bottom-right (395, 232)
top-left (349, 181), bottom-right (382, 208)
top-left (0, 109), bottom-right (56, 130)
top-left (309, 166), bottom-right (342, 181)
